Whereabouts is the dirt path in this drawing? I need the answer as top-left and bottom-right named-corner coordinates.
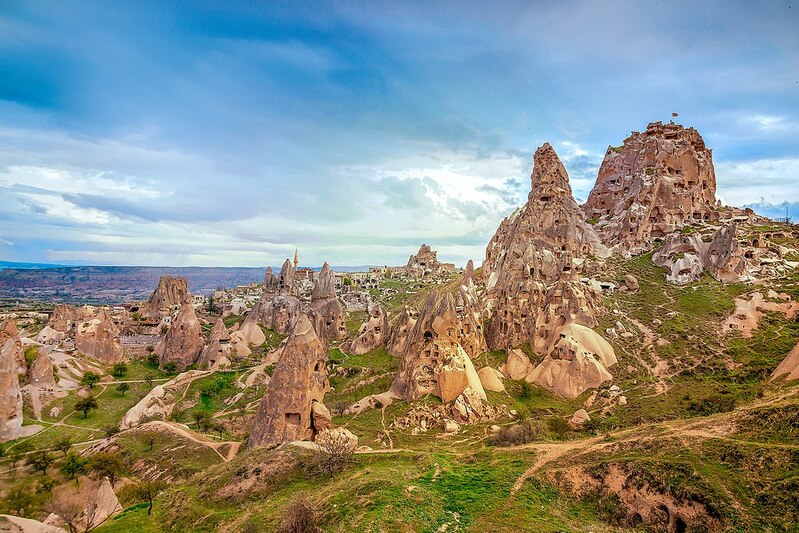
top-left (136, 420), bottom-right (240, 462)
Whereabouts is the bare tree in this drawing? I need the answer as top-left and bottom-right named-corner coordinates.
top-left (278, 493), bottom-right (320, 533)
top-left (45, 491), bottom-right (83, 533)
top-left (314, 430), bottom-right (354, 477)
top-left (129, 476), bottom-right (165, 516)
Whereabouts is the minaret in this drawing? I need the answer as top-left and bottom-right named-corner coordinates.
top-left (293, 248), bottom-right (299, 271)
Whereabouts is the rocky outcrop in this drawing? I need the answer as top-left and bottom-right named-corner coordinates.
top-left (390, 290), bottom-right (487, 402)
top-left (0, 331), bottom-right (23, 442)
top-left (477, 367), bottom-right (505, 392)
top-left (405, 244), bottom-right (447, 277)
top-left (156, 305), bottom-right (203, 370)
top-left (653, 223), bottom-right (753, 285)
top-left (47, 476), bottom-right (122, 531)
top-left (75, 311), bottom-right (124, 364)
top-left (248, 315), bottom-right (329, 449)
top-left (463, 259), bottom-right (476, 284)
top-left (276, 259), bottom-right (298, 297)
top-left (249, 294), bottom-right (303, 335)
top-left (147, 275), bottom-right (191, 317)
top-left (772, 340), bottom-right (799, 382)
top-left (350, 303), bottom-right (390, 355)
top-left (583, 121), bottom-right (719, 251)
top-left (308, 298), bottom-right (347, 343)
top-left (483, 143), bottom-right (606, 354)
top-left (0, 515), bottom-right (67, 533)
top-left (312, 262), bottom-right (336, 303)
top-left (1, 320), bottom-right (25, 372)
top-left (120, 370), bottom-right (209, 428)
top-left (262, 267), bottom-right (279, 297)
top-left (28, 348), bottom-right (55, 387)
top-left (387, 307), bottom-right (417, 356)
top-left (198, 319), bottom-right (233, 369)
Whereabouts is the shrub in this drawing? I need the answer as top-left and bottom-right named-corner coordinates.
top-left (162, 362), bottom-right (177, 373)
top-left (111, 363), bottom-right (128, 378)
top-left (488, 419), bottom-right (541, 447)
top-left (315, 431), bottom-right (355, 477)
top-left (547, 417), bottom-right (570, 438)
top-left (278, 494), bottom-right (320, 533)
top-left (689, 393), bottom-right (737, 416)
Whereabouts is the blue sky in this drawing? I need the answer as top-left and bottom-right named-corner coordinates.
top-left (0, 0), bottom-right (797, 267)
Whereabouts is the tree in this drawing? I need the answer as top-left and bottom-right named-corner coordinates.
top-left (129, 477), bottom-right (165, 516)
top-left (145, 434), bottom-right (157, 451)
top-left (9, 441), bottom-right (33, 469)
top-left (145, 373), bottom-right (155, 388)
top-left (75, 395), bottom-right (98, 418)
top-left (278, 493), bottom-right (320, 533)
top-left (89, 452), bottom-right (123, 487)
top-left (314, 430), bottom-right (355, 477)
top-left (116, 382), bottom-right (129, 396)
top-left (111, 363), bottom-right (128, 378)
top-left (4, 483), bottom-right (36, 516)
top-left (54, 437), bottom-right (72, 457)
top-left (27, 449), bottom-right (55, 475)
top-left (206, 295), bottom-right (221, 315)
top-left (60, 452), bottom-right (88, 481)
top-left (192, 411), bottom-right (211, 432)
top-left (79, 371), bottom-right (100, 389)
top-left (162, 361), bottom-right (177, 373)
top-left (45, 491), bottom-right (83, 533)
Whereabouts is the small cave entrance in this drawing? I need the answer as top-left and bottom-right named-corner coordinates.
top-left (285, 412), bottom-right (301, 426)
top-left (423, 330), bottom-right (433, 341)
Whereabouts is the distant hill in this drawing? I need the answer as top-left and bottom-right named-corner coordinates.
top-left (0, 263), bottom-right (377, 304)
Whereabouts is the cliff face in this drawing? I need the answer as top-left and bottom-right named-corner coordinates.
top-left (583, 121), bottom-right (718, 251)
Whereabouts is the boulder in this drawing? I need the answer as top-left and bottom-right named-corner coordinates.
top-left (437, 344), bottom-right (487, 403)
top-left (28, 348), bottom-right (55, 387)
top-left (48, 476), bottom-right (121, 531)
top-left (248, 315), bottom-right (329, 449)
top-left (527, 351), bottom-right (612, 400)
top-left (443, 419), bottom-right (460, 433)
top-left (477, 366), bottom-right (505, 392)
top-left (624, 274), bottom-right (639, 293)
top-left (569, 409), bottom-right (591, 426)
top-left (0, 515), bottom-right (67, 533)
top-left (311, 402), bottom-right (332, 432)
top-left (500, 349), bottom-right (533, 381)
top-left (156, 305), bottom-right (203, 370)
top-left (316, 427), bottom-right (358, 452)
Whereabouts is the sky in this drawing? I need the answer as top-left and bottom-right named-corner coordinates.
top-left (0, 0), bottom-right (797, 267)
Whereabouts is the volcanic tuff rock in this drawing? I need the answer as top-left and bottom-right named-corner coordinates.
top-left (772, 340), bottom-right (799, 382)
top-left (75, 311), bottom-right (124, 364)
top-left (406, 244), bottom-right (445, 277)
top-left (248, 315), bottom-right (329, 449)
top-left (1, 320), bottom-right (25, 372)
top-left (653, 223), bottom-right (753, 285)
top-left (312, 262), bottom-right (336, 303)
top-left (0, 331), bottom-right (23, 442)
top-left (583, 121), bottom-right (719, 250)
top-left (387, 307), bottom-right (417, 356)
top-left (390, 290), bottom-right (487, 402)
top-left (250, 294), bottom-right (303, 334)
top-left (350, 303), bottom-right (390, 355)
top-left (483, 143), bottom-right (605, 354)
top-left (156, 305), bottom-right (203, 370)
top-left (198, 318), bottom-right (233, 369)
top-left (28, 348), bottom-right (55, 387)
top-left (147, 275), bottom-right (191, 317)
top-left (276, 259), bottom-right (298, 297)
top-left (308, 298), bottom-right (347, 343)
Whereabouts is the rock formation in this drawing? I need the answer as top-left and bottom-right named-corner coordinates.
top-left (653, 223), bottom-right (753, 285)
top-left (477, 367), bottom-right (505, 392)
top-left (0, 330), bottom-right (23, 442)
top-left (249, 294), bottom-right (303, 335)
top-left (390, 290), bottom-right (487, 402)
top-left (147, 275), bottom-right (191, 317)
top-left (28, 348), bottom-right (55, 387)
top-left (276, 259), bottom-right (298, 296)
top-left (75, 311), bottom-right (124, 364)
top-left (0, 515), bottom-right (67, 533)
top-left (156, 305), bottom-right (203, 370)
top-left (387, 307), bottom-right (417, 356)
top-left (262, 267), bottom-right (279, 297)
top-left (406, 244), bottom-right (445, 277)
top-left (350, 303), bottom-right (390, 355)
top-left (308, 262), bottom-right (347, 343)
top-left (198, 318), bottom-right (233, 369)
top-left (1, 320), bottom-right (25, 372)
top-left (463, 259), bottom-right (476, 284)
top-left (483, 143), bottom-right (605, 354)
top-left (772, 340), bottom-right (799, 382)
top-left (312, 262), bottom-right (336, 302)
top-left (583, 121), bottom-right (719, 251)
top-left (248, 315), bottom-right (329, 449)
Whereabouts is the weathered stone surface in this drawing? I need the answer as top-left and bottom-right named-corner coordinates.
top-left (28, 348), bottom-right (55, 387)
top-left (0, 333), bottom-right (23, 442)
top-left (75, 311), bottom-right (124, 364)
top-left (350, 303), bottom-right (390, 355)
top-left (771, 340), bottom-right (799, 382)
top-left (198, 318), bottom-right (233, 369)
top-left (483, 143), bottom-right (606, 354)
top-left (1, 320), bottom-right (25, 372)
top-left (405, 244), bottom-right (449, 278)
top-left (624, 274), bottom-right (640, 293)
top-left (0, 515), bottom-right (67, 533)
top-left (249, 294), bottom-right (303, 335)
top-left (500, 348), bottom-right (534, 380)
top-left (147, 275), bottom-right (191, 317)
top-left (437, 344), bottom-right (486, 403)
top-left (35, 326), bottom-right (65, 345)
top-left (276, 259), bottom-right (298, 296)
top-left (312, 262), bottom-right (336, 303)
top-left (387, 307), bottom-right (417, 356)
top-left (316, 427), bottom-right (357, 451)
top-left (248, 315), bottom-right (329, 449)
top-left (311, 401), bottom-right (332, 432)
top-left (48, 476), bottom-right (122, 531)
top-left (262, 267), bottom-right (279, 297)
top-left (308, 298), bottom-right (347, 343)
top-left (583, 121), bottom-right (718, 251)
top-left (653, 223), bottom-right (753, 285)
top-left (463, 259), bottom-right (476, 285)
top-left (477, 366), bottom-right (505, 392)
top-left (569, 409), bottom-right (590, 426)
top-left (156, 305), bottom-right (203, 370)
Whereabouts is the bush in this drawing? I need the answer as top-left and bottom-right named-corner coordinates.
top-left (314, 431), bottom-right (355, 476)
top-left (111, 363), bottom-right (128, 378)
top-left (80, 372), bottom-right (100, 389)
top-left (689, 393), bottom-right (737, 416)
top-left (547, 417), bottom-right (570, 438)
top-left (278, 494), bottom-right (320, 533)
top-left (162, 362), bottom-right (177, 373)
top-left (488, 419), bottom-right (541, 447)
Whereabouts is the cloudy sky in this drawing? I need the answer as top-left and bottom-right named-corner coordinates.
top-left (1, 1), bottom-right (797, 267)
